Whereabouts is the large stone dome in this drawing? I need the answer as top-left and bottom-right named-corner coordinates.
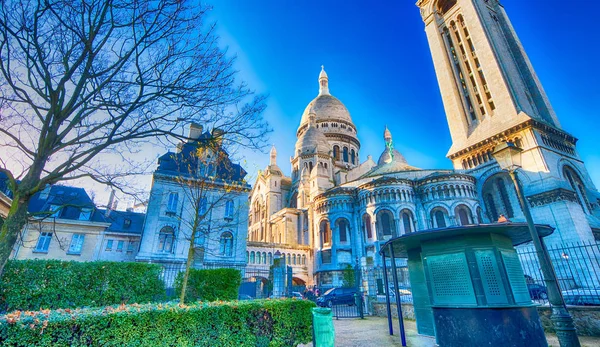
top-left (299, 94), bottom-right (353, 127)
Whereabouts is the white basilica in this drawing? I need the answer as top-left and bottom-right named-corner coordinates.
top-left (246, 0), bottom-right (600, 289)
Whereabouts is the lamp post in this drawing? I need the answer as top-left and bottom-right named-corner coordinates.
top-left (492, 142), bottom-right (580, 347)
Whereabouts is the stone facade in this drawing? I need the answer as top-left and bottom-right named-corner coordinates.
top-left (137, 125), bottom-right (249, 269)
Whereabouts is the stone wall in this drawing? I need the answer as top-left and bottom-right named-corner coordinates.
top-left (371, 302), bottom-right (600, 337)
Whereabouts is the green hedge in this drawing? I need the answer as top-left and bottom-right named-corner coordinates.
top-left (0, 260), bottom-right (165, 312)
top-left (0, 299), bottom-right (315, 347)
top-left (174, 268), bottom-right (241, 302)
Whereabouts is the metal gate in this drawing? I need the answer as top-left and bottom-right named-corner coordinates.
top-left (331, 296), bottom-right (365, 319)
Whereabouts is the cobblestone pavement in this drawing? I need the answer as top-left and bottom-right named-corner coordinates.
top-left (301, 317), bottom-right (600, 347)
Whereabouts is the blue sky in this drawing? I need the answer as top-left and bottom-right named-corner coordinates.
top-left (207, 0), bottom-right (600, 187)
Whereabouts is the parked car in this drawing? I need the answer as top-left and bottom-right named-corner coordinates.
top-left (527, 283), bottom-right (548, 300)
top-left (316, 288), bottom-right (358, 307)
top-left (291, 291), bottom-right (304, 300)
top-left (386, 286), bottom-right (413, 303)
top-left (561, 288), bottom-right (600, 306)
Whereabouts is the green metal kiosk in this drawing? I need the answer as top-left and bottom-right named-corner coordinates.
top-left (382, 223), bottom-right (552, 347)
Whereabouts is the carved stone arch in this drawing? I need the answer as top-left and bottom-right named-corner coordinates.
top-left (557, 158), bottom-right (594, 188)
top-left (429, 205), bottom-right (450, 228)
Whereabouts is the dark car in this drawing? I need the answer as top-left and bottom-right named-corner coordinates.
top-left (316, 288), bottom-right (358, 307)
top-left (527, 283), bottom-right (548, 300)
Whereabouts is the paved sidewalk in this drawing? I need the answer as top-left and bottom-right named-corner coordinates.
top-left (301, 317), bottom-right (600, 347)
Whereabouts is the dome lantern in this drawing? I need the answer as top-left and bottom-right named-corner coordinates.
top-left (319, 65), bottom-right (329, 96)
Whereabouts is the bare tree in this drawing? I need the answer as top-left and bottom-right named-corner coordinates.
top-left (0, 0), bottom-right (268, 274)
top-left (163, 133), bottom-right (250, 303)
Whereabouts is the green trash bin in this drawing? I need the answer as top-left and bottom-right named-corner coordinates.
top-left (312, 307), bottom-right (334, 347)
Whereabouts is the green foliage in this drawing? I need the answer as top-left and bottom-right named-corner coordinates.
top-left (174, 268), bottom-right (241, 302)
top-left (0, 260), bottom-right (165, 312)
top-left (342, 264), bottom-right (355, 288)
top-left (0, 299), bottom-right (315, 347)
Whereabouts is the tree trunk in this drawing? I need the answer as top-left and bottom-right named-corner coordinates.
top-left (179, 232), bottom-right (196, 304)
top-left (0, 195), bottom-right (31, 275)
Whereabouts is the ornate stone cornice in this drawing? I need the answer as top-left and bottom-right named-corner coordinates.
top-left (449, 119), bottom-right (578, 160)
top-left (527, 188), bottom-right (579, 208)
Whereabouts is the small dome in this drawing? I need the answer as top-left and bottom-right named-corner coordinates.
top-left (295, 113), bottom-right (330, 155)
top-left (378, 148), bottom-right (408, 166)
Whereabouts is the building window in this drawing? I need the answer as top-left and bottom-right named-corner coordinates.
top-left (437, 0), bottom-right (457, 15)
top-left (401, 210), bottom-right (413, 234)
top-left (49, 205), bottom-right (61, 218)
top-left (287, 254), bottom-right (291, 264)
top-left (564, 166), bottom-right (591, 213)
top-left (302, 254), bottom-right (306, 265)
top-left (320, 220), bottom-right (331, 246)
top-left (455, 205), bottom-right (473, 226)
top-left (124, 218), bottom-right (132, 228)
top-left (321, 250), bottom-right (332, 264)
top-left (378, 210), bottom-right (394, 237)
top-left (333, 145), bottom-right (340, 160)
top-left (127, 241), bottom-right (136, 253)
top-left (116, 240), bottom-right (124, 252)
top-left (337, 218), bottom-right (350, 243)
top-left (167, 192), bottom-right (178, 213)
top-left (293, 254), bottom-right (297, 265)
top-left (106, 239), bottom-right (113, 251)
top-left (158, 226), bottom-right (175, 253)
top-left (194, 247), bottom-right (205, 265)
top-left (199, 197), bottom-right (208, 215)
top-left (225, 200), bottom-right (234, 219)
top-left (363, 214), bottom-right (373, 239)
top-left (194, 229), bottom-right (206, 246)
top-left (68, 234), bottom-right (85, 255)
top-left (34, 232), bottom-right (52, 253)
top-left (268, 252), bottom-right (273, 265)
top-left (432, 209), bottom-right (447, 228)
top-left (250, 251), bottom-right (255, 264)
top-left (351, 149), bottom-right (356, 164)
top-left (262, 252), bottom-right (267, 264)
top-left (79, 208), bottom-right (93, 221)
top-left (343, 147), bottom-right (349, 162)
top-left (220, 232), bottom-right (233, 256)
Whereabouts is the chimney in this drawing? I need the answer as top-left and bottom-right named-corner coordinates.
top-left (105, 190), bottom-right (115, 217)
top-left (189, 123), bottom-right (203, 141)
top-left (212, 128), bottom-right (225, 147)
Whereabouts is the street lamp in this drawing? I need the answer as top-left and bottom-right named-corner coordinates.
top-left (492, 142), bottom-right (580, 347)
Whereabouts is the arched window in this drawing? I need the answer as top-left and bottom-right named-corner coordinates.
top-left (287, 254), bottom-right (291, 264)
top-left (293, 254), bottom-right (297, 265)
top-left (343, 147), bottom-right (349, 162)
top-left (219, 232), bottom-right (233, 256)
top-left (256, 251), bottom-right (261, 264)
top-left (302, 254), bottom-right (306, 265)
top-left (351, 149), bottom-right (356, 164)
top-left (476, 207), bottom-right (484, 224)
top-left (262, 252), bottom-right (267, 264)
top-left (431, 209), bottom-right (447, 228)
top-left (337, 218), bottom-right (350, 243)
top-left (455, 205), bottom-right (473, 226)
top-left (363, 214), bottom-right (373, 239)
top-left (250, 251), bottom-right (255, 264)
top-left (281, 253), bottom-right (286, 264)
top-left (225, 200), bottom-right (234, 219)
top-left (496, 178), bottom-right (514, 218)
top-left (158, 226), bottom-right (175, 253)
top-left (485, 193), bottom-right (499, 222)
top-left (246, 251), bottom-right (250, 263)
top-left (377, 210), bottom-right (395, 238)
top-left (320, 220), bottom-right (331, 246)
top-left (563, 166), bottom-right (591, 213)
top-left (308, 161), bottom-right (313, 172)
top-left (401, 210), bottom-right (413, 234)
top-left (333, 146), bottom-right (340, 160)
top-left (268, 252), bottom-right (273, 265)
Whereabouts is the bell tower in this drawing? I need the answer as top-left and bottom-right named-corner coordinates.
top-left (417, 0), bottom-right (600, 243)
top-left (416, 0), bottom-right (566, 164)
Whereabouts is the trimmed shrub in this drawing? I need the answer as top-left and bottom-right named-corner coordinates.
top-left (174, 268), bottom-right (241, 302)
top-left (0, 299), bottom-right (315, 347)
top-left (0, 260), bottom-right (165, 312)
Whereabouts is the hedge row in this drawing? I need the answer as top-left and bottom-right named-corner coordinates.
top-left (0, 299), bottom-right (315, 347)
top-left (0, 260), bottom-right (165, 312)
top-left (175, 268), bottom-right (241, 302)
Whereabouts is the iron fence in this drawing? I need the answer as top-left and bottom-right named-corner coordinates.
top-left (517, 240), bottom-right (600, 306)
